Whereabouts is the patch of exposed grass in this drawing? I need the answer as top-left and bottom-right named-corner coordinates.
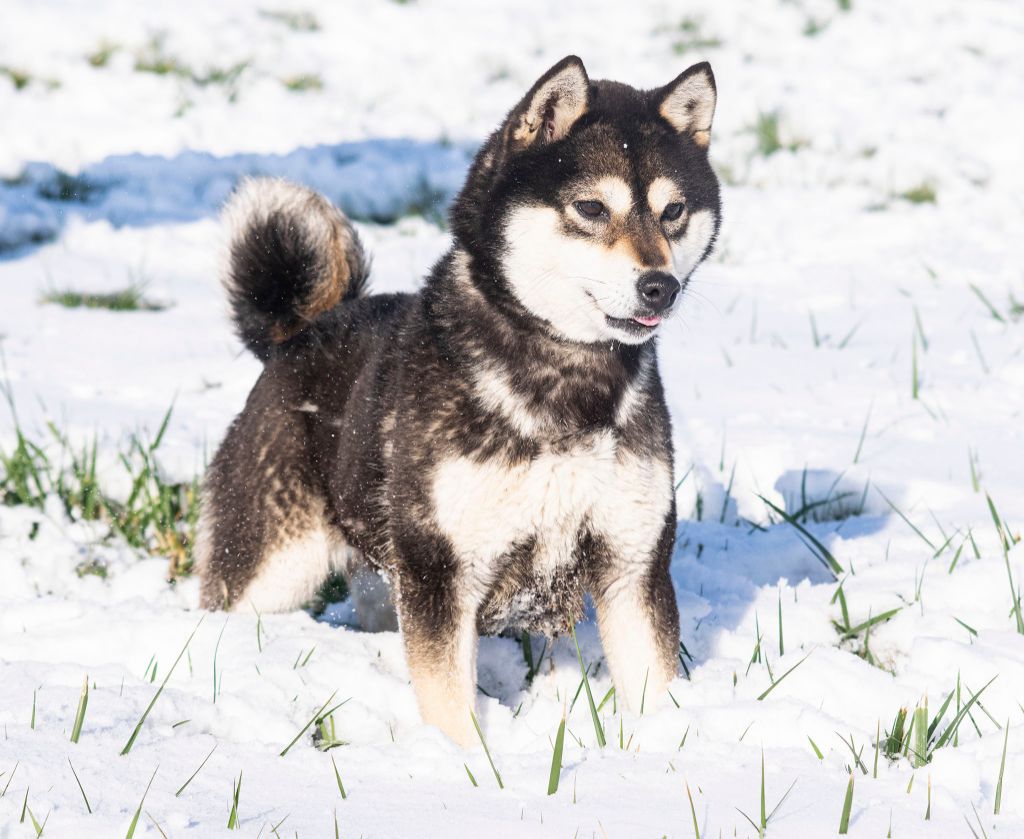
top-left (41, 285), bottom-right (165, 312)
top-left (898, 182), bottom-right (937, 205)
top-left (134, 36), bottom-right (249, 100)
top-left (804, 19), bottom-right (829, 37)
top-left (260, 9), bottom-right (321, 31)
top-left (0, 66), bottom-right (59, 91)
top-left (0, 389), bottom-right (202, 578)
top-left (749, 111), bottom-right (808, 157)
top-left (0, 65), bottom-right (31, 89)
top-left (306, 573), bottom-right (349, 616)
top-left (282, 73), bottom-right (323, 92)
top-left (669, 18), bottom-right (723, 55)
top-left (87, 41), bottom-right (119, 68)
top-left (881, 676), bottom-right (997, 769)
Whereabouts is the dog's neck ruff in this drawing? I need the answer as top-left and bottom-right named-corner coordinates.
top-left (426, 248), bottom-right (655, 439)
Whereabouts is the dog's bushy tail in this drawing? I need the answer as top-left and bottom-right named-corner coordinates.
top-left (221, 177), bottom-right (369, 360)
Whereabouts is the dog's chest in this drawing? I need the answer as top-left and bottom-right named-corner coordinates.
top-left (431, 432), bottom-right (670, 609)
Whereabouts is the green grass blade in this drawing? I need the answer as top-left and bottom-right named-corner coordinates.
top-left (839, 607), bottom-right (902, 640)
top-left (875, 488), bottom-right (936, 550)
top-left (70, 675), bottom-right (88, 743)
top-left (686, 781), bottom-right (701, 839)
top-left (125, 767), bottom-right (158, 839)
top-left (758, 495), bottom-right (843, 575)
top-left (759, 750), bottom-right (767, 830)
top-left (757, 652), bottom-right (811, 701)
top-left (470, 710), bottom-right (504, 789)
top-left (569, 623), bottom-right (606, 748)
top-left (994, 721), bottom-right (1009, 815)
top-left (226, 771), bottom-right (242, 829)
top-left (547, 713), bottom-right (566, 795)
top-left (969, 283), bottom-right (1006, 323)
top-left (175, 744), bottom-right (217, 797)
top-left (1, 761), bottom-right (18, 797)
top-left (68, 758), bottom-right (92, 813)
top-left (463, 763), bottom-right (478, 787)
top-left (331, 754), bottom-right (347, 800)
top-left (121, 617), bottom-right (204, 755)
top-left (933, 676), bottom-right (997, 751)
top-left (838, 772), bottom-right (854, 834)
top-left (807, 735), bottom-right (824, 760)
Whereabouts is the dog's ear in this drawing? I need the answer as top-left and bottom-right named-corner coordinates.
top-left (654, 62), bottom-right (717, 148)
top-left (503, 56), bottom-right (590, 152)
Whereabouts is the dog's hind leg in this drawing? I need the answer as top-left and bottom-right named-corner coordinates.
top-left (197, 400), bottom-right (345, 613)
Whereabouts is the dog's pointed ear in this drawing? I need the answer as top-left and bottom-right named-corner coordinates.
top-left (654, 62), bottom-right (717, 148)
top-left (504, 56), bottom-right (590, 152)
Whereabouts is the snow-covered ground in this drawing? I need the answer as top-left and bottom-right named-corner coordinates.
top-left (2, 1), bottom-right (1024, 836)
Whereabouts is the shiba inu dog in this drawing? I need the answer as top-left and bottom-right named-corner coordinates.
top-left (197, 55), bottom-right (721, 745)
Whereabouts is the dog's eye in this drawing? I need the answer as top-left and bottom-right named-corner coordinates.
top-left (661, 202), bottom-right (685, 222)
top-left (574, 200), bottom-right (606, 220)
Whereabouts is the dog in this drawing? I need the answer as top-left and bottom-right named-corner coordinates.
top-left (196, 55), bottom-right (721, 745)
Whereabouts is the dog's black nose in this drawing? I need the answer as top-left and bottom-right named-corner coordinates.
top-left (637, 271), bottom-right (681, 313)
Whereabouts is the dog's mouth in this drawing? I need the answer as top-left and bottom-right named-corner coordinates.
top-left (603, 313), bottom-right (662, 335)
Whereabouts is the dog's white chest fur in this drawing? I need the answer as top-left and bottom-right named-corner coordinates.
top-left (432, 432), bottom-right (671, 589)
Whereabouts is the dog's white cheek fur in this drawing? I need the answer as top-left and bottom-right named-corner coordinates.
top-left (502, 206), bottom-right (646, 343)
top-left (671, 207), bottom-right (716, 280)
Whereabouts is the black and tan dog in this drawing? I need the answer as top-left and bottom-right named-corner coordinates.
top-left (197, 56), bottom-right (721, 745)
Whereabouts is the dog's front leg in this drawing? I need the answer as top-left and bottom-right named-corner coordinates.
top-left (594, 538), bottom-right (680, 714)
top-left (398, 571), bottom-right (480, 747)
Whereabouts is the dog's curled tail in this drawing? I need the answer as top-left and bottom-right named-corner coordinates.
top-left (221, 177), bottom-right (369, 360)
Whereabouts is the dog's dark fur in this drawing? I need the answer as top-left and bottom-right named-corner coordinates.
top-left (197, 56), bottom-right (721, 744)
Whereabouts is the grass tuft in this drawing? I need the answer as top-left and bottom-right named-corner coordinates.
top-left (0, 391), bottom-right (202, 577)
top-left (898, 182), bottom-right (937, 204)
top-left (750, 111), bottom-right (807, 156)
top-left (282, 73), bottom-right (323, 92)
top-left (260, 9), bottom-right (321, 31)
top-left (87, 41), bottom-right (119, 67)
top-left (280, 690), bottom-right (338, 757)
top-left (40, 285), bottom-right (165, 312)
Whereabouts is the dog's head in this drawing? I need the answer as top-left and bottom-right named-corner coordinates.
top-left (452, 56), bottom-right (721, 346)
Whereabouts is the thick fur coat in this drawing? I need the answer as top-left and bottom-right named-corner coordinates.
top-left (197, 56), bottom-right (722, 744)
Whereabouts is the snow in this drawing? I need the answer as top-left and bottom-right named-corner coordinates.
top-left (2, 0), bottom-right (1024, 836)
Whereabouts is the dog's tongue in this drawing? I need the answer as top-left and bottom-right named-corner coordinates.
top-left (633, 315), bottom-right (662, 327)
